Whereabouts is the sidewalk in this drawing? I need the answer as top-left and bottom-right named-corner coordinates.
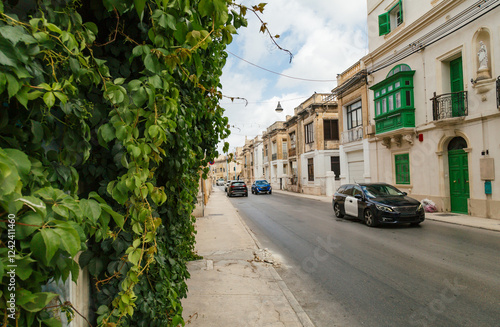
top-left (272, 189), bottom-right (500, 232)
top-left (182, 188), bottom-right (314, 327)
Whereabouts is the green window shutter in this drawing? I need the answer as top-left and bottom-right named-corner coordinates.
top-left (395, 153), bottom-right (410, 184)
top-left (398, 0), bottom-right (404, 25)
top-left (378, 12), bottom-right (390, 36)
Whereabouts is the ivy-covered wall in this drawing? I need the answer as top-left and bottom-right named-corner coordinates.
top-left (0, 0), bottom-right (254, 326)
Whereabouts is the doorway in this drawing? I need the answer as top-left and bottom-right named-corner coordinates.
top-left (448, 137), bottom-right (469, 213)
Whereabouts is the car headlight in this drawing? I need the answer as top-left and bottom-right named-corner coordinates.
top-left (417, 203), bottom-right (424, 212)
top-left (376, 204), bottom-right (394, 213)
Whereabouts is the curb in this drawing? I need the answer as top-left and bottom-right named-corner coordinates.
top-left (228, 196), bottom-right (316, 327)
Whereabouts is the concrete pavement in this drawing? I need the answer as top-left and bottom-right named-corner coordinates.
top-left (272, 189), bottom-right (500, 232)
top-left (182, 186), bottom-right (500, 326)
top-left (182, 187), bottom-right (314, 327)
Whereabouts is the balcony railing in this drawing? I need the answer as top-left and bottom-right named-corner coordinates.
top-left (431, 91), bottom-right (468, 121)
top-left (341, 125), bottom-right (363, 144)
top-left (282, 152), bottom-right (288, 160)
top-left (497, 76), bottom-right (500, 109)
top-left (272, 153), bottom-right (277, 161)
top-left (288, 148), bottom-right (296, 157)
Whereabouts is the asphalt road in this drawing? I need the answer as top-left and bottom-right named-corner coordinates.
top-left (227, 189), bottom-right (500, 327)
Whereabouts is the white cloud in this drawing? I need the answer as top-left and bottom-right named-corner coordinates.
top-left (218, 0), bottom-right (368, 153)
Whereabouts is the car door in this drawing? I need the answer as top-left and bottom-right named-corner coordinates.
top-left (344, 185), bottom-right (362, 218)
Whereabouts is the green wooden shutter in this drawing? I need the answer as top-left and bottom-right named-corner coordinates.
top-left (395, 153), bottom-right (410, 184)
top-left (398, 0), bottom-right (403, 25)
top-left (378, 12), bottom-right (390, 36)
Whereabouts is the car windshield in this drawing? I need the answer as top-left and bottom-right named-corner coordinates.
top-left (232, 182), bottom-right (245, 186)
top-left (362, 184), bottom-right (405, 198)
top-left (255, 180), bottom-right (268, 185)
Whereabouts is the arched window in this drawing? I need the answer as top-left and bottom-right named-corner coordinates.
top-left (447, 137), bottom-right (467, 151)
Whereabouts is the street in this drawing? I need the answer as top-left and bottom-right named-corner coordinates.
top-left (227, 189), bottom-right (500, 327)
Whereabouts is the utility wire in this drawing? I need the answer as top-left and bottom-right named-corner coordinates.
top-left (227, 50), bottom-right (337, 82)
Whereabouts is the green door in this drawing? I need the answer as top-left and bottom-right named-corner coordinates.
top-left (448, 149), bottom-right (469, 213)
top-left (450, 57), bottom-right (464, 117)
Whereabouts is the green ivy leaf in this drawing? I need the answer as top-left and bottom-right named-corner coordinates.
top-left (16, 211), bottom-right (43, 240)
top-left (19, 291), bottom-right (58, 312)
top-left (43, 91), bottom-right (56, 109)
top-left (52, 226), bottom-right (80, 257)
top-left (134, 0), bottom-right (147, 17)
top-left (31, 229), bottom-right (61, 264)
top-left (80, 199), bottom-right (102, 223)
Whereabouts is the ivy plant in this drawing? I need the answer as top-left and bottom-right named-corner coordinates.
top-left (0, 0), bottom-right (286, 326)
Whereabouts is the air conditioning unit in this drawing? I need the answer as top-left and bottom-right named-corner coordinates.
top-left (366, 124), bottom-right (376, 135)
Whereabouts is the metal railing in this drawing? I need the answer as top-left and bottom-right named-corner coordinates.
top-left (288, 148), bottom-right (296, 157)
top-left (282, 152), bottom-right (288, 160)
top-left (271, 153), bottom-right (277, 161)
top-left (497, 76), bottom-right (500, 109)
top-left (341, 125), bottom-right (363, 144)
top-left (431, 91), bottom-right (468, 121)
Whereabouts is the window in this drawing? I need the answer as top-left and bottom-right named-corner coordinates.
top-left (346, 100), bottom-right (362, 130)
top-left (324, 120), bottom-right (339, 140)
top-left (370, 64), bottom-right (415, 134)
top-left (395, 153), bottom-right (410, 184)
top-left (331, 156), bottom-right (341, 180)
top-left (290, 132), bottom-right (296, 148)
top-left (379, 0), bottom-right (403, 36)
top-left (305, 122), bottom-right (314, 144)
top-left (308, 158), bottom-right (314, 181)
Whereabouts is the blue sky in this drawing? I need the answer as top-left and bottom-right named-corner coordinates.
top-left (218, 0), bottom-right (369, 153)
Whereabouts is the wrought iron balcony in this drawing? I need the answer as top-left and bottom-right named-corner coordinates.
top-left (272, 153), bottom-right (277, 161)
top-left (288, 148), bottom-right (296, 157)
top-left (431, 91), bottom-right (468, 121)
top-left (341, 125), bottom-right (363, 144)
top-left (282, 152), bottom-right (288, 160)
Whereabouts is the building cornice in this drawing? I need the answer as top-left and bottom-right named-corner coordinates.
top-left (365, 0), bottom-right (466, 65)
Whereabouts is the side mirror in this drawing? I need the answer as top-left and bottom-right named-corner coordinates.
top-left (402, 192), bottom-right (407, 196)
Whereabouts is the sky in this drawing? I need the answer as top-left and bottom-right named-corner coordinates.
top-left (218, 0), bottom-right (369, 154)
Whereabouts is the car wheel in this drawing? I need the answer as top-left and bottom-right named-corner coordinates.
top-left (269, 190), bottom-right (272, 194)
top-left (333, 203), bottom-right (344, 218)
top-left (245, 193), bottom-right (248, 197)
top-left (364, 209), bottom-right (378, 227)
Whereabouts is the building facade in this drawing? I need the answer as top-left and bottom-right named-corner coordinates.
top-left (332, 61), bottom-right (372, 185)
top-left (364, 0), bottom-right (500, 218)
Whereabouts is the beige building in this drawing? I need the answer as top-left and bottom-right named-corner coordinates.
top-left (364, 0), bottom-right (500, 218)
top-left (283, 93), bottom-right (339, 195)
top-left (262, 122), bottom-right (288, 190)
top-left (332, 61), bottom-right (372, 184)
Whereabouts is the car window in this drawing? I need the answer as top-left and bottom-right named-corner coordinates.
top-left (256, 180), bottom-right (268, 185)
top-left (232, 182), bottom-right (245, 186)
top-left (362, 184), bottom-right (404, 198)
top-left (352, 186), bottom-right (362, 196)
top-left (343, 185), bottom-right (353, 196)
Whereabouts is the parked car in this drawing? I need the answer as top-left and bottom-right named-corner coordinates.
top-left (251, 180), bottom-right (272, 194)
top-left (224, 180), bottom-right (233, 192)
top-left (227, 180), bottom-right (248, 197)
top-left (216, 178), bottom-right (225, 186)
top-left (332, 183), bottom-right (425, 227)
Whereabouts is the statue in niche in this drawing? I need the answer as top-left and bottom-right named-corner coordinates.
top-left (477, 41), bottom-right (491, 80)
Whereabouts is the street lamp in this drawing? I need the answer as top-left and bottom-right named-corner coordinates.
top-left (275, 101), bottom-right (283, 113)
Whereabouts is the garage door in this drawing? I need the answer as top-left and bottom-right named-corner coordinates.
top-left (347, 151), bottom-right (364, 183)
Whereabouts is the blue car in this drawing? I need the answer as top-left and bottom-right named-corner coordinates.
top-left (251, 180), bottom-right (272, 195)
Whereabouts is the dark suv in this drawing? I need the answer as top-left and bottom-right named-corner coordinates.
top-left (227, 180), bottom-right (248, 197)
top-left (332, 183), bottom-right (425, 227)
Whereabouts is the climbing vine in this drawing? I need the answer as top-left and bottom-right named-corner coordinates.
top-left (0, 0), bottom-right (286, 326)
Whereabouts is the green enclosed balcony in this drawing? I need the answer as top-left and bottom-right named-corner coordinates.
top-left (370, 64), bottom-right (416, 134)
